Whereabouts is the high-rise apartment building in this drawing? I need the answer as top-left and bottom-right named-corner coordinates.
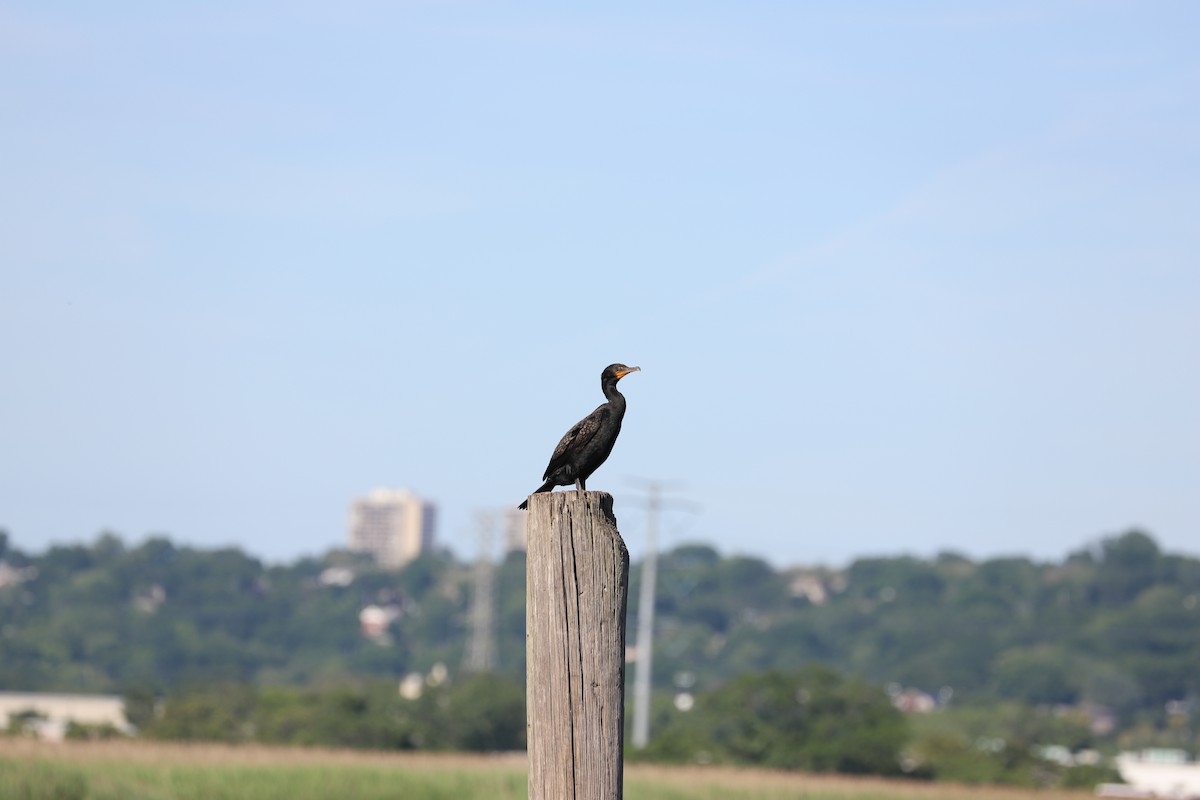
top-left (347, 488), bottom-right (436, 569)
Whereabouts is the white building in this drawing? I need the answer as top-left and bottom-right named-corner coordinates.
top-left (347, 488), bottom-right (436, 569)
top-left (1101, 750), bottom-right (1200, 799)
top-left (0, 692), bottom-right (133, 741)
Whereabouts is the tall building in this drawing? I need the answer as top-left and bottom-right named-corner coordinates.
top-left (347, 488), bottom-right (436, 569)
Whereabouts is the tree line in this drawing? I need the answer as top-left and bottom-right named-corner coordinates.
top-left (0, 527), bottom-right (1196, 778)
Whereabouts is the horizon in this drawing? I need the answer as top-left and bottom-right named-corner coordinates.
top-left (0, 519), bottom-right (1175, 573)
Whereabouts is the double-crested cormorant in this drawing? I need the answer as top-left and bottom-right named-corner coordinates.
top-left (518, 363), bottom-right (640, 509)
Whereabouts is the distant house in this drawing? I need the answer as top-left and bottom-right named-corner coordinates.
top-left (359, 603), bottom-right (401, 643)
top-left (0, 561), bottom-right (38, 588)
top-left (788, 573), bottom-right (829, 605)
top-left (0, 692), bottom-right (133, 741)
top-left (1098, 750), bottom-right (1200, 799)
top-left (892, 688), bottom-right (936, 713)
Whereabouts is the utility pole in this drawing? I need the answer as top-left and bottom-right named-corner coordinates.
top-left (631, 481), bottom-right (661, 749)
top-left (626, 478), bottom-right (696, 749)
top-left (462, 511), bottom-right (497, 673)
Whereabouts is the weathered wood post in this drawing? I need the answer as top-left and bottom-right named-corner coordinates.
top-left (526, 491), bottom-right (630, 800)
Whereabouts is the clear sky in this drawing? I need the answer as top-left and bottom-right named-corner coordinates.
top-left (2, 2), bottom-right (1197, 567)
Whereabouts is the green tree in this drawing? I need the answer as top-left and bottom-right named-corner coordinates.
top-left (440, 673), bottom-right (526, 751)
top-left (645, 666), bottom-right (907, 775)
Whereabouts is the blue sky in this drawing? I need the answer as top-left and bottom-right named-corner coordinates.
top-left (2, 2), bottom-right (1197, 566)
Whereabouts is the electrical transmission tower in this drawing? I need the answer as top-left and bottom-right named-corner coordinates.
top-left (462, 511), bottom-right (497, 673)
top-left (627, 478), bottom-right (695, 749)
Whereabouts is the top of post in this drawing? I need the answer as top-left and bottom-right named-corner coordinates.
top-left (524, 490), bottom-right (615, 520)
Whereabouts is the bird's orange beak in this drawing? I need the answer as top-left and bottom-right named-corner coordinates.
top-left (615, 366), bottom-right (641, 379)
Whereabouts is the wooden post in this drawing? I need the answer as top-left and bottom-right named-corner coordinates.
top-left (526, 491), bottom-right (630, 800)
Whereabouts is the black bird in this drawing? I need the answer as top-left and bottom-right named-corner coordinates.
top-left (518, 363), bottom-right (641, 509)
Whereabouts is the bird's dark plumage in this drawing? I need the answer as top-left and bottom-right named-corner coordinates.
top-left (518, 363), bottom-right (640, 509)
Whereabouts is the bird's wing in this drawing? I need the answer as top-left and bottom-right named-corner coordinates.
top-left (543, 406), bottom-right (609, 479)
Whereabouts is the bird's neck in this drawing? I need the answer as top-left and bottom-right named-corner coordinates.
top-left (602, 381), bottom-right (626, 412)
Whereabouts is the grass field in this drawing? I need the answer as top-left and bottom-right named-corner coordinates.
top-left (0, 740), bottom-right (1094, 800)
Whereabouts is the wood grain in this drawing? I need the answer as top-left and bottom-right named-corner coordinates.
top-left (526, 491), bottom-right (630, 800)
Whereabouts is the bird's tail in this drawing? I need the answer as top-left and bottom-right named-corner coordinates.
top-left (518, 480), bottom-right (556, 510)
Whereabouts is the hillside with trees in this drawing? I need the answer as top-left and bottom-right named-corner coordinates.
top-left (643, 530), bottom-right (1200, 713)
top-left (0, 527), bottom-right (1196, 775)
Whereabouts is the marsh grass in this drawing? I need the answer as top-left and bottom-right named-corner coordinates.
top-left (0, 740), bottom-right (1091, 800)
